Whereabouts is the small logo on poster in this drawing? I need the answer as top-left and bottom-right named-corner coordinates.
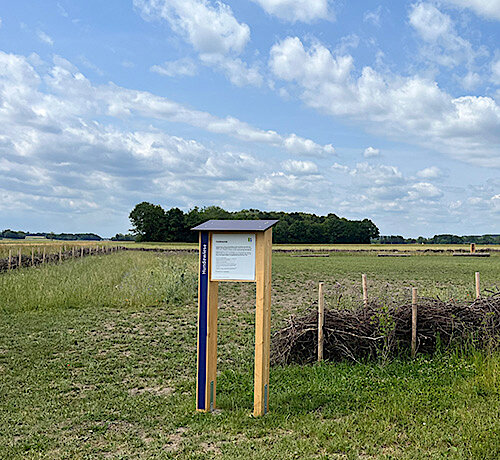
top-left (248, 237), bottom-right (252, 242)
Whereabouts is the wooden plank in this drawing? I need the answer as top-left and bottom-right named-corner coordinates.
top-left (205, 232), bottom-right (219, 412)
top-left (475, 272), bottom-right (480, 299)
top-left (254, 228), bottom-right (272, 416)
top-left (362, 274), bottom-right (368, 307)
top-left (453, 253), bottom-right (490, 257)
top-left (411, 288), bottom-right (418, 358)
top-left (317, 282), bottom-right (324, 362)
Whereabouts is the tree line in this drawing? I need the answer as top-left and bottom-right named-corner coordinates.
top-left (127, 202), bottom-right (380, 244)
top-left (0, 230), bottom-right (102, 241)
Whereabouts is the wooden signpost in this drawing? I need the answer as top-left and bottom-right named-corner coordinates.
top-left (192, 219), bottom-right (278, 417)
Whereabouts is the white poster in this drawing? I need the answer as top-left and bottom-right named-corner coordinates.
top-left (211, 233), bottom-right (256, 281)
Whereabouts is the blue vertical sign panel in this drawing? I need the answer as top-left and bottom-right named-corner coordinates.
top-left (197, 231), bottom-right (209, 410)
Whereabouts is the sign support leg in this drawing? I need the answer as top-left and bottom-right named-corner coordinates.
top-left (253, 229), bottom-right (272, 417)
top-left (196, 232), bottom-right (219, 412)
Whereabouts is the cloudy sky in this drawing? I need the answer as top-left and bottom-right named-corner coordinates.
top-left (0, 0), bottom-right (499, 237)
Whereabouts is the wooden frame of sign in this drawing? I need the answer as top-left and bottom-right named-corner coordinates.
top-left (191, 220), bottom-right (278, 417)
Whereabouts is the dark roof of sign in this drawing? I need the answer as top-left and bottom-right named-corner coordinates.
top-left (191, 219), bottom-right (279, 232)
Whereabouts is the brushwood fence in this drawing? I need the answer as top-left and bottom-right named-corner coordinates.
top-left (0, 245), bottom-right (126, 273)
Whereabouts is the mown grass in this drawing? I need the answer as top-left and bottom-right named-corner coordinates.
top-left (0, 251), bottom-right (499, 458)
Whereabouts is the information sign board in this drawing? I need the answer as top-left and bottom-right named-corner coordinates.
top-left (211, 233), bottom-right (256, 281)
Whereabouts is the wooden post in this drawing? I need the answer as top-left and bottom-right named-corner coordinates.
top-left (318, 282), bottom-right (325, 362)
top-left (59, 248), bottom-right (62, 264)
top-left (80, 247), bottom-right (83, 257)
top-left (411, 288), bottom-right (418, 358)
top-left (362, 274), bottom-right (368, 307)
top-left (18, 248), bottom-right (22, 268)
top-left (196, 232), bottom-right (219, 413)
top-left (254, 228), bottom-right (272, 417)
top-left (42, 247), bottom-right (46, 264)
top-left (470, 243), bottom-right (476, 254)
top-left (475, 272), bottom-right (480, 299)
top-left (31, 247), bottom-right (34, 266)
top-left (8, 249), bottom-right (11, 270)
top-left (72, 247), bottom-right (75, 258)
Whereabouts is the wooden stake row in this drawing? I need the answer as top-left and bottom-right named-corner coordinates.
top-left (3, 245), bottom-right (122, 270)
top-left (317, 272), bottom-right (484, 361)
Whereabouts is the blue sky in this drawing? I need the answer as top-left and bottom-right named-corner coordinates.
top-left (0, 0), bottom-right (499, 237)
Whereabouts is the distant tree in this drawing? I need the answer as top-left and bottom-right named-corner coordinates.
top-left (1, 229), bottom-right (26, 239)
top-left (129, 202), bottom-right (167, 242)
top-left (111, 233), bottom-right (136, 241)
top-left (128, 203), bottom-right (381, 244)
top-left (165, 207), bottom-right (186, 241)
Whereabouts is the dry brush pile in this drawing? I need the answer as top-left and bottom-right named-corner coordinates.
top-left (272, 294), bottom-right (500, 364)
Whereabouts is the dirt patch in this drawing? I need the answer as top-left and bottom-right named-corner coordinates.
top-left (128, 386), bottom-right (174, 396)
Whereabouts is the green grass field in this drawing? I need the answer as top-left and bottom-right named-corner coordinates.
top-left (0, 251), bottom-right (499, 458)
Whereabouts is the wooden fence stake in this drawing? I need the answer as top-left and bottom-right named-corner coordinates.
top-left (31, 247), bottom-right (34, 266)
top-left (18, 248), bottom-right (22, 268)
top-left (411, 288), bottom-right (418, 358)
top-left (80, 247), bottom-right (83, 257)
top-left (318, 282), bottom-right (325, 362)
top-left (475, 272), bottom-right (480, 299)
top-left (43, 248), bottom-right (46, 264)
top-left (8, 249), bottom-right (12, 270)
top-left (470, 243), bottom-right (476, 254)
top-left (362, 274), bottom-right (368, 307)
top-left (59, 248), bottom-right (62, 264)
top-left (72, 247), bottom-right (75, 258)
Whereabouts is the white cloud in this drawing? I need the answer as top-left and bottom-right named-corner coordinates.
top-left (364, 146), bottom-right (380, 157)
top-left (281, 159), bottom-right (318, 174)
top-left (150, 58), bottom-right (198, 77)
top-left (134, 0), bottom-right (263, 86)
top-left (37, 30), bottom-right (54, 46)
top-left (199, 54), bottom-right (263, 87)
top-left (283, 133), bottom-right (335, 157)
top-left (0, 51), bottom-right (334, 164)
top-left (331, 162), bottom-right (349, 172)
top-left (134, 0), bottom-right (249, 56)
top-left (408, 182), bottom-right (443, 200)
top-left (252, 0), bottom-right (331, 23)
top-left (409, 2), bottom-right (485, 70)
top-left (269, 36), bottom-right (500, 166)
top-left (363, 6), bottom-right (382, 26)
top-left (461, 71), bottom-right (481, 90)
top-left (416, 166), bottom-right (441, 179)
top-left (442, 0), bottom-right (500, 21)
top-left (492, 58), bottom-right (500, 85)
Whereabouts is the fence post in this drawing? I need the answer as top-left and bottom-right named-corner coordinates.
top-left (43, 247), bottom-right (46, 264)
top-left (362, 274), bottom-right (368, 307)
top-left (59, 248), bottom-right (62, 264)
top-left (72, 247), bottom-right (75, 258)
top-left (470, 243), bottom-right (476, 254)
top-left (18, 248), bottom-right (22, 268)
top-left (318, 282), bottom-right (325, 362)
top-left (411, 288), bottom-right (418, 358)
top-left (8, 249), bottom-right (12, 270)
top-left (31, 247), bottom-right (34, 266)
top-left (475, 272), bottom-right (480, 299)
